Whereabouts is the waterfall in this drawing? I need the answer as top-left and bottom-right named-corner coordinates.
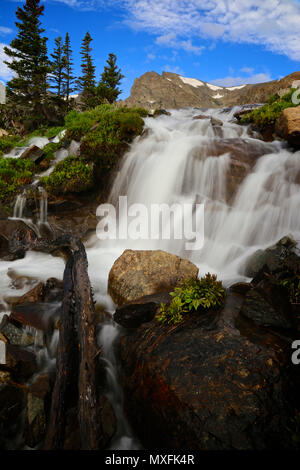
top-left (1, 106), bottom-right (299, 450)
top-left (38, 187), bottom-right (48, 225)
top-left (13, 191), bottom-right (27, 219)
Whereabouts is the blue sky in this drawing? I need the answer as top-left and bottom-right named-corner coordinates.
top-left (1, 0), bottom-right (300, 99)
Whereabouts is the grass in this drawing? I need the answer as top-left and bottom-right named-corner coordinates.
top-left (239, 89), bottom-right (299, 128)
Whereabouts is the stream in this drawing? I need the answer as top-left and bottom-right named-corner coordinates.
top-left (0, 106), bottom-right (300, 449)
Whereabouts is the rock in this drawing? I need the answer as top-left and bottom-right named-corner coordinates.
top-left (4, 343), bottom-right (37, 380)
top-left (114, 292), bottom-right (172, 328)
top-left (108, 249), bottom-right (199, 306)
top-left (240, 280), bottom-right (293, 330)
top-left (24, 375), bottom-right (50, 448)
top-left (10, 302), bottom-right (61, 332)
top-left (276, 106), bottom-right (300, 148)
top-left (210, 117), bottom-right (223, 127)
top-left (0, 129), bottom-right (8, 138)
top-left (0, 381), bottom-right (25, 449)
top-left (193, 114), bottom-right (210, 120)
top-left (0, 315), bottom-right (34, 347)
top-left (230, 282), bottom-right (252, 296)
top-left (20, 145), bottom-right (45, 164)
top-left (0, 220), bottom-right (37, 261)
top-left (119, 291), bottom-right (299, 449)
top-left (153, 109), bottom-right (171, 117)
top-left (245, 235), bottom-right (297, 278)
top-left (99, 395), bottom-right (117, 446)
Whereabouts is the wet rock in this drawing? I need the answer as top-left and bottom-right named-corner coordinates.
top-left (230, 282), bottom-right (252, 296)
top-left (0, 220), bottom-right (37, 261)
top-left (153, 109), bottom-right (171, 117)
top-left (245, 235), bottom-right (297, 278)
top-left (276, 106), bottom-right (300, 148)
top-left (0, 315), bottom-right (34, 347)
top-left (20, 145), bottom-right (45, 164)
top-left (24, 374), bottom-right (51, 448)
top-left (5, 343), bottom-right (37, 380)
top-left (108, 249), bottom-right (199, 306)
top-left (211, 117), bottom-right (223, 127)
top-left (99, 395), bottom-right (117, 446)
top-left (240, 279), bottom-right (293, 330)
top-left (193, 114), bottom-right (210, 120)
top-left (119, 291), bottom-right (299, 449)
top-left (114, 292), bottom-right (172, 328)
top-left (0, 381), bottom-right (25, 449)
top-left (10, 302), bottom-right (61, 332)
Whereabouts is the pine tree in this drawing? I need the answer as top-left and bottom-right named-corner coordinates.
top-left (4, 0), bottom-right (49, 111)
top-left (62, 32), bottom-right (76, 105)
top-left (98, 53), bottom-right (124, 104)
top-left (77, 32), bottom-right (96, 109)
top-left (50, 36), bottom-right (64, 97)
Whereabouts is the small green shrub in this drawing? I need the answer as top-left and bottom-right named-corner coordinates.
top-left (240, 89), bottom-right (298, 127)
top-left (157, 273), bottom-right (225, 325)
top-left (40, 156), bottom-right (93, 195)
top-left (0, 158), bottom-right (35, 201)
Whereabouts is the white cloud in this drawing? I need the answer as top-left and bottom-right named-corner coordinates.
top-left (0, 43), bottom-right (12, 81)
top-left (164, 64), bottom-right (184, 75)
top-left (211, 72), bottom-right (272, 87)
top-left (49, 0), bottom-right (300, 60)
top-left (0, 27), bottom-right (13, 36)
top-left (156, 33), bottom-right (204, 55)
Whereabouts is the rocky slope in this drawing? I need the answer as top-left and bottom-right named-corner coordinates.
top-left (122, 71), bottom-right (300, 110)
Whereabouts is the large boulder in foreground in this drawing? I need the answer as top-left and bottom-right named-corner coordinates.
top-left (117, 290), bottom-right (299, 450)
top-left (276, 106), bottom-right (300, 148)
top-left (108, 249), bottom-right (199, 306)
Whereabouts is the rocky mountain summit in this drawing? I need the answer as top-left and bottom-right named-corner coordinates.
top-left (122, 71), bottom-right (300, 110)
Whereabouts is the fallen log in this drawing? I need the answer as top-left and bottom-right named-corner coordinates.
top-left (44, 255), bottom-right (79, 449)
top-left (73, 240), bottom-right (104, 450)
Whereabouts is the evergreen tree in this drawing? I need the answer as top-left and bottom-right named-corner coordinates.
top-left (77, 32), bottom-right (96, 109)
top-left (50, 36), bottom-right (64, 97)
top-left (4, 0), bottom-right (49, 110)
top-left (62, 32), bottom-right (76, 105)
top-left (98, 53), bottom-right (124, 104)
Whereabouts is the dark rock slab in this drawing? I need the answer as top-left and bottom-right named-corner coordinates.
top-left (114, 292), bottom-right (172, 328)
top-left (118, 290), bottom-right (299, 450)
top-left (20, 145), bottom-right (44, 164)
top-left (10, 302), bottom-right (61, 332)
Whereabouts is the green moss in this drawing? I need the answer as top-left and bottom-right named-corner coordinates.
top-left (240, 89), bottom-right (299, 127)
top-left (0, 158), bottom-right (35, 201)
top-left (0, 135), bottom-right (22, 154)
top-left (40, 156), bottom-right (94, 195)
top-left (79, 106), bottom-right (145, 172)
top-left (157, 273), bottom-right (225, 325)
top-left (42, 142), bottom-right (61, 162)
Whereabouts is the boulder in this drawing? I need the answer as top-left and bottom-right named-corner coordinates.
top-left (108, 249), bottom-right (199, 306)
top-left (276, 106), bottom-right (300, 148)
top-left (114, 292), bottom-right (172, 328)
top-left (4, 343), bottom-right (38, 380)
top-left (0, 381), bottom-right (25, 449)
top-left (0, 315), bottom-right (34, 347)
top-left (20, 145), bottom-right (45, 163)
top-left (10, 302), bottom-right (61, 332)
top-left (245, 235), bottom-right (297, 278)
top-left (118, 291), bottom-right (299, 450)
top-left (240, 280), bottom-right (293, 330)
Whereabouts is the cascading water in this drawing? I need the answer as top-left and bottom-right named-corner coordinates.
top-left (13, 191), bottom-right (27, 219)
top-left (0, 106), bottom-right (299, 449)
top-left (38, 187), bottom-right (48, 225)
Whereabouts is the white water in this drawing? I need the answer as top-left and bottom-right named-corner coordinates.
top-left (1, 106), bottom-right (299, 448)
